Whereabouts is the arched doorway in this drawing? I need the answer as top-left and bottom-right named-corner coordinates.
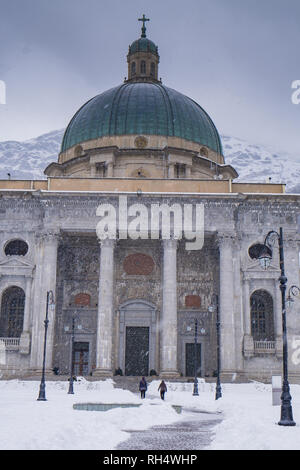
top-left (118, 300), bottom-right (157, 376)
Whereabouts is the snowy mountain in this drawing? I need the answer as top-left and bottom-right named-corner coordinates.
top-left (0, 130), bottom-right (299, 193)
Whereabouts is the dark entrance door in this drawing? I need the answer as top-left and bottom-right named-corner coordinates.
top-left (125, 327), bottom-right (149, 376)
top-left (74, 342), bottom-right (89, 376)
top-left (185, 343), bottom-right (201, 377)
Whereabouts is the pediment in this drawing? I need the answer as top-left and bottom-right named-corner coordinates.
top-left (243, 259), bottom-right (280, 280)
top-left (244, 260), bottom-right (279, 272)
top-left (0, 257), bottom-right (34, 275)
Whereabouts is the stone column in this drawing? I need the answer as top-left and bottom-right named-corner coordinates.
top-left (218, 234), bottom-right (236, 378)
top-left (94, 238), bottom-right (115, 376)
top-left (160, 239), bottom-right (179, 377)
top-left (242, 278), bottom-right (254, 358)
top-left (90, 163), bottom-right (96, 177)
top-left (185, 165), bottom-right (192, 178)
top-left (30, 231), bottom-right (59, 373)
top-left (107, 162), bottom-right (114, 177)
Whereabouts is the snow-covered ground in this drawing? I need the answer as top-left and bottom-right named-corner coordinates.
top-left (0, 378), bottom-right (299, 450)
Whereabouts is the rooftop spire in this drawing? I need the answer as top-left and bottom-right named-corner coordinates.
top-left (138, 14), bottom-right (150, 38)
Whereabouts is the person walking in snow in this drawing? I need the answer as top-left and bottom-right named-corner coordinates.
top-left (158, 380), bottom-right (167, 400)
top-left (139, 376), bottom-right (147, 399)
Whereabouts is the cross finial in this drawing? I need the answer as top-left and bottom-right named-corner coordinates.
top-left (138, 14), bottom-right (150, 38)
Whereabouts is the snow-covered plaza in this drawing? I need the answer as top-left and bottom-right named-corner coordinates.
top-left (0, 378), bottom-right (300, 450)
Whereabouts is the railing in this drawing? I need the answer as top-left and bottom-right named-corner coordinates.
top-left (0, 338), bottom-right (20, 350)
top-left (254, 340), bottom-right (276, 353)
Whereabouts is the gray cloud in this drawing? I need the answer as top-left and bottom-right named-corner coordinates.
top-left (0, 0), bottom-right (299, 155)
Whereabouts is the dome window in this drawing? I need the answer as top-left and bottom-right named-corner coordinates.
top-left (5, 239), bottom-right (28, 256)
top-left (131, 62), bottom-right (136, 76)
top-left (150, 62), bottom-right (155, 77)
top-left (140, 60), bottom-right (146, 74)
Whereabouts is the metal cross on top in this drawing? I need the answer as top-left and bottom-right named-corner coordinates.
top-left (138, 14), bottom-right (150, 38)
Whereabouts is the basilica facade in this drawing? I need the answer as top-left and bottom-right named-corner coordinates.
top-left (0, 21), bottom-right (299, 382)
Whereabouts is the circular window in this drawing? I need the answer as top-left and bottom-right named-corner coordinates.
top-left (5, 239), bottom-right (28, 256)
top-left (134, 136), bottom-right (148, 149)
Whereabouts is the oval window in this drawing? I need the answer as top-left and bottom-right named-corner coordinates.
top-left (5, 239), bottom-right (28, 256)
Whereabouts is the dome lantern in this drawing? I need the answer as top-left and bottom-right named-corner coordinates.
top-left (127, 15), bottom-right (160, 82)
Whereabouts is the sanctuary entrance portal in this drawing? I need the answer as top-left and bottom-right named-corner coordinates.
top-left (125, 326), bottom-right (149, 376)
top-left (185, 343), bottom-right (202, 377)
top-left (119, 300), bottom-right (157, 376)
top-left (74, 342), bottom-right (89, 376)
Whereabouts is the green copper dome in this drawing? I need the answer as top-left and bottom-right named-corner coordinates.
top-left (61, 82), bottom-right (223, 155)
top-left (129, 37), bottom-right (158, 55)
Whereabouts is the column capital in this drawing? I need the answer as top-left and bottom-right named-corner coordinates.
top-left (217, 232), bottom-right (236, 248)
top-left (98, 237), bottom-right (116, 248)
top-left (162, 238), bottom-right (178, 250)
top-left (35, 229), bottom-right (60, 244)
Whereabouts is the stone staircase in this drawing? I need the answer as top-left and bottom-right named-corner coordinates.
top-left (2, 373), bottom-right (252, 388)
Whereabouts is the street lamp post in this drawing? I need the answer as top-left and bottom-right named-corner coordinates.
top-left (208, 294), bottom-right (222, 400)
top-left (37, 290), bottom-right (55, 401)
top-left (193, 318), bottom-right (199, 396)
top-left (68, 317), bottom-right (75, 394)
top-left (259, 227), bottom-right (296, 426)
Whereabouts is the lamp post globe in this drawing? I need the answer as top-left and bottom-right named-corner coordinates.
top-left (192, 318), bottom-right (199, 396)
top-left (209, 294), bottom-right (222, 400)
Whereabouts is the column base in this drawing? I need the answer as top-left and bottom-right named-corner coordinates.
top-left (243, 334), bottom-right (254, 358)
top-left (159, 370), bottom-right (181, 379)
top-left (19, 331), bottom-right (31, 355)
top-left (92, 368), bottom-right (113, 378)
top-left (28, 368), bottom-right (54, 377)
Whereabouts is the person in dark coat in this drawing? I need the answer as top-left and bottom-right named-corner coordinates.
top-left (139, 376), bottom-right (147, 398)
top-left (158, 380), bottom-right (167, 400)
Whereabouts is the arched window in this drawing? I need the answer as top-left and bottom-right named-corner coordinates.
top-left (0, 286), bottom-right (25, 337)
top-left (150, 62), bottom-right (155, 77)
top-left (250, 290), bottom-right (274, 341)
top-left (5, 239), bottom-right (28, 256)
top-left (140, 61), bottom-right (146, 74)
top-left (131, 62), bottom-right (136, 75)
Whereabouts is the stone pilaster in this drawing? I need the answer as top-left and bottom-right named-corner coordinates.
top-left (19, 275), bottom-right (33, 355)
top-left (160, 239), bottom-right (179, 377)
top-left (29, 231), bottom-right (59, 373)
top-left (107, 162), bottom-right (114, 177)
top-left (94, 238), bottom-right (115, 377)
top-left (168, 163), bottom-right (175, 179)
top-left (218, 233), bottom-right (236, 377)
top-left (242, 279), bottom-right (254, 358)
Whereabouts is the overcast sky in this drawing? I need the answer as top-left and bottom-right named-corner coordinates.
top-left (0, 0), bottom-right (299, 154)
